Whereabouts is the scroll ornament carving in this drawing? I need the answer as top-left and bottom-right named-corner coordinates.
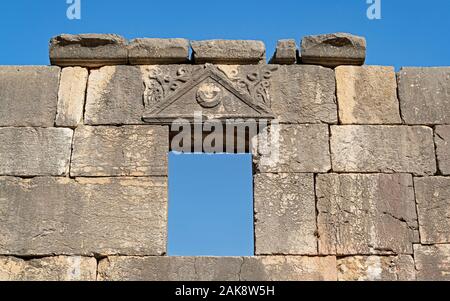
top-left (142, 66), bottom-right (191, 108)
top-left (221, 65), bottom-right (278, 107)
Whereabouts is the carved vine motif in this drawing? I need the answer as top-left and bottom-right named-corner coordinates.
top-left (142, 67), bottom-right (191, 108)
top-left (222, 65), bottom-right (278, 107)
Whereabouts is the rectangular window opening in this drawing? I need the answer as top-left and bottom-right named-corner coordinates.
top-left (168, 152), bottom-right (254, 256)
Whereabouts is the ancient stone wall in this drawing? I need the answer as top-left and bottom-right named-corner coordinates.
top-left (0, 33), bottom-right (449, 281)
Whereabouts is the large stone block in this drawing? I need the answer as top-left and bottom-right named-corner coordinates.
top-left (414, 177), bottom-right (450, 244)
top-left (84, 65), bottom-right (146, 125)
top-left (98, 256), bottom-right (337, 281)
top-left (254, 173), bottom-right (317, 255)
top-left (398, 67), bottom-right (450, 124)
top-left (70, 125), bottom-right (168, 177)
top-left (0, 66), bottom-right (60, 127)
top-left (256, 124), bottom-right (331, 173)
top-left (128, 38), bottom-right (190, 64)
top-left (337, 255), bottom-right (415, 281)
top-left (0, 256), bottom-right (97, 281)
top-left (317, 174), bottom-right (419, 255)
top-left (50, 34), bottom-right (128, 67)
top-left (0, 127), bottom-right (73, 176)
top-left (0, 176), bottom-right (167, 256)
top-left (55, 67), bottom-right (89, 127)
top-left (269, 65), bottom-right (337, 124)
top-left (269, 39), bottom-right (297, 64)
top-left (301, 33), bottom-right (366, 67)
top-left (330, 125), bottom-right (436, 175)
top-left (191, 40), bottom-right (266, 64)
top-left (240, 256), bottom-right (337, 281)
top-left (336, 66), bottom-right (401, 124)
top-left (98, 257), bottom-right (241, 281)
top-left (414, 244), bottom-right (450, 281)
top-left (435, 126), bottom-right (450, 175)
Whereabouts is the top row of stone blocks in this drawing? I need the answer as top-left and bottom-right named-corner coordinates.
top-left (49, 33), bottom-right (366, 68)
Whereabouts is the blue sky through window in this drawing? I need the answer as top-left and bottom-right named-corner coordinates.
top-left (168, 153), bottom-right (254, 256)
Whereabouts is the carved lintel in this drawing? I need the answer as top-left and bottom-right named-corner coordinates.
top-left (141, 65), bottom-right (277, 124)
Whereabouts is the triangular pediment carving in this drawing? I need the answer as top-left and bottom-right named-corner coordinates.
top-left (142, 64), bottom-right (277, 124)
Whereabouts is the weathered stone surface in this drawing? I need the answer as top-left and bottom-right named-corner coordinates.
top-left (336, 66), bottom-right (401, 124)
top-left (50, 34), bottom-right (128, 67)
top-left (98, 257), bottom-right (241, 281)
top-left (330, 125), bottom-right (436, 175)
top-left (128, 38), bottom-right (190, 64)
top-left (435, 126), bottom-right (450, 175)
top-left (269, 65), bottom-right (337, 124)
top-left (398, 67), bottom-right (450, 124)
top-left (414, 177), bottom-right (450, 244)
top-left (337, 255), bottom-right (415, 281)
top-left (256, 124), bottom-right (331, 173)
top-left (55, 67), bottom-right (88, 127)
top-left (0, 66), bottom-right (60, 127)
top-left (269, 39), bottom-right (297, 64)
top-left (301, 33), bottom-right (366, 67)
top-left (254, 173), bottom-right (316, 255)
top-left (317, 174), bottom-right (419, 255)
top-left (191, 40), bottom-right (266, 64)
top-left (414, 244), bottom-right (450, 281)
top-left (70, 125), bottom-right (168, 177)
top-left (98, 256), bottom-right (337, 281)
top-left (0, 176), bottom-right (167, 256)
top-left (241, 256), bottom-right (337, 281)
top-left (85, 65), bottom-right (146, 125)
top-left (0, 128), bottom-right (73, 176)
top-left (0, 256), bottom-right (97, 281)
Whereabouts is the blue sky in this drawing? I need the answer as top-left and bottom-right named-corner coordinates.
top-left (1, 0), bottom-right (449, 68)
top-left (1, 0), bottom-right (449, 256)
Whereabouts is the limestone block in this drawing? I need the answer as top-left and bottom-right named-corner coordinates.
top-left (0, 127), bottom-right (73, 176)
top-left (0, 176), bottom-right (167, 256)
top-left (336, 66), bottom-right (402, 124)
top-left (398, 67), bottom-right (450, 124)
top-left (414, 177), bottom-right (450, 244)
top-left (414, 244), bottom-right (450, 281)
top-left (330, 125), bottom-right (436, 175)
top-left (241, 256), bottom-right (337, 281)
top-left (98, 256), bottom-right (337, 281)
top-left (84, 65), bottom-right (146, 125)
top-left (435, 126), bottom-right (450, 175)
top-left (128, 38), bottom-right (190, 64)
top-left (254, 173), bottom-right (317, 255)
top-left (50, 34), bottom-right (128, 67)
top-left (256, 124), bottom-right (331, 173)
top-left (98, 257), bottom-right (241, 281)
top-left (191, 40), bottom-right (266, 64)
top-left (70, 125), bottom-right (168, 177)
top-left (269, 65), bottom-right (337, 124)
top-left (55, 67), bottom-right (89, 127)
top-left (0, 66), bottom-right (60, 127)
top-left (0, 256), bottom-right (97, 281)
top-left (337, 255), bottom-right (415, 281)
top-left (269, 39), bottom-right (297, 64)
top-left (317, 173), bottom-right (419, 255)
top-left (301, 33), bottom-right (366, 67)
